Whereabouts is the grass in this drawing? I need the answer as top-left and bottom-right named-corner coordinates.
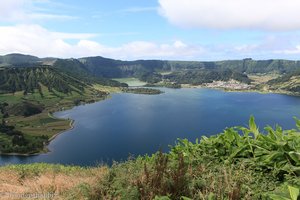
top-left (271, 75), bottom-right (300, 90)
top-left (93, 84), bottom-right (122, 93)
top-left (248, 73), bottom-right (300, 96)
top-left (0, 164), bottom-right (108, 200)
top-left (248, 74), bottom-right (279, 85)
top-left (0, 91), bottom-right (24, 104)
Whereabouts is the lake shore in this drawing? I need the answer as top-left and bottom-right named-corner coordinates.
top-left (181, 83), bottom-right (300, 97)
top-left (47, 113), bottom-right (75, 144)
top-left (0, 113), bottom-right (76, 157)
top-left (0, 93), bottom-right (110, 156)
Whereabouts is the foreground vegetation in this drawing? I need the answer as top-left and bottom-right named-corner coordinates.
top-left (1, 117), bottom-right (299, 199)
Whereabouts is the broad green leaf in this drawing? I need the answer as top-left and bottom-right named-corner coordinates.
top-left (275, 125), bottom-right (284, 139)
top-left (268, 194), bottom-right (291, 200)
top-left (181, 197), bottom-right (193, 200)
top-left (288, 152), bottom-right (300, 165)
top-left (208, 193), bottom-right (216, 200)
top-left (288, 185), bottom-right (299, 200)
top-left (265, 126), bottom-right (276, 139)
top-left (262, 152), bottom-right (284, 165)
top-left (249, 116), bottom-right (259, 139)
top-left (228, 145), bottom-right (249, 160)
top-left (294, 117), bottom-right (300, 130)
top-left (154, 196), bottom-right (171, 200)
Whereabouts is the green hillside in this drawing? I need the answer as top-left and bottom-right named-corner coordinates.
top-left (53, 59), bottom-right (128, 87)
top-left (1, 54), bottom-right (300, 75)
top-left (1, 54), bottom-right (300, 93)
top-left (0, 65), bottom-right (124, 154)
top-left (78, 57), bottom-right (300, 79)
top-left (213, 59), bottom-right (300, 74)
top-left (79, 57), bottom-right (169, 78)
top-left (0, 53), bottom-right (41, 67)
top-left (0, 67), bottom-right (87, 94)
top-left (164, 69), bottom-right (251, 85)
top-left (267, 70), bottom-right (300, 95)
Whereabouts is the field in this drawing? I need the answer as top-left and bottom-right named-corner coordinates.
top-left (248, 74), bottom-right (279, 85)
top-left (0, 84), bottom-right (111, 154)
top-left (93, 84), bottom-right (122, 93)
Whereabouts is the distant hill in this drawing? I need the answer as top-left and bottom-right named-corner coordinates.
top-left (79, 57), bottom-right (300, 77)
top-left (52, 59), bottom-right (128, 87)
top-left (0, 54), bottom-right (41, 67)
top-left (164, 69), bottom-right (251, 85)
top-left (2, 53), bottom-right (300, 76)
top-left (0, 66), bottom-right (126, 95)
top-left (79, 57), bottom-right (169, 78)
top-left (1, 53), bottom-right (300, 91)
top-left (165, 59), bottom-right (300, 74)
top-left (0, 67), bottom-right (87, 94)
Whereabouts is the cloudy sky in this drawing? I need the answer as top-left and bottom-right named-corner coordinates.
top-left (1, 0), bottom-right (300, 60)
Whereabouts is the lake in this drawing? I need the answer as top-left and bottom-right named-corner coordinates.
top-left (1, 88), bottom-right (300, 166)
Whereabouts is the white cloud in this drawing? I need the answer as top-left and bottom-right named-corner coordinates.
top-left (158, 0), bottom-right (300, 31)
top-left (117, 40), bottom-right (203, 59)
top-left (278, 46), bottom-right (300, 55)
top-left (28, 13), bottom-right (77, 21)
top-left (120, 7), bottom-right (157, 13)
top-left (0, 0), bottom-right (75, 22)
top-left (0, 24), bottom-right (205, 60)
top-left (1, 24), bottom-right (300, 60)
top-left (0, 24), bottom-right (95, 57)
top-left (0, 0), bottom-right (26, 21)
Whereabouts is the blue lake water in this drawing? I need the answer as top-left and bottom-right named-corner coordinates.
top-left (1, 88), bottom-right (300, 166)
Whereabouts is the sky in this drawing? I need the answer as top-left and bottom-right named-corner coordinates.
top-left (1, 0), bottom-right (300, 61)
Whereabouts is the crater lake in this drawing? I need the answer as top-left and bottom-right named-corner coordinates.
top-left (1, 88), bottom-right (300, 166)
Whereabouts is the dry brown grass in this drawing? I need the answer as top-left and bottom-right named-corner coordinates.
top-left (0, 166), bottom-right (108, 200)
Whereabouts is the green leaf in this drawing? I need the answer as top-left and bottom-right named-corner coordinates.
top-left (228, 145), bottom-right (249, 160)
top-left (265, 126), bottom-right (277, 140)
top-left (208, 193), bottom-right (216, 200)
top-left (288, 185), bottom-right (299, 200)
top-left (249, 116), bottom-right (259, 139)
top-left (294, 117), bottom-right (300, 130)
top-left (268, 194), bottom-right (291, 200)
top-left (154, 196), bottom-right (171, 200)
top-left (181, 196), bottom-right (193, 200)
top-left (288, 152), bottom-right (300, 165)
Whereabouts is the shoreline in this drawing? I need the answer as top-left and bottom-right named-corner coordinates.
top-left (0, 115), bottom-right (75, 157)
top-left (47, 112), bottom-right (75, 143)
top-left (0, 94), bottom-right (110, 157)
top-left (181, 84), bottom-right (300, 97)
